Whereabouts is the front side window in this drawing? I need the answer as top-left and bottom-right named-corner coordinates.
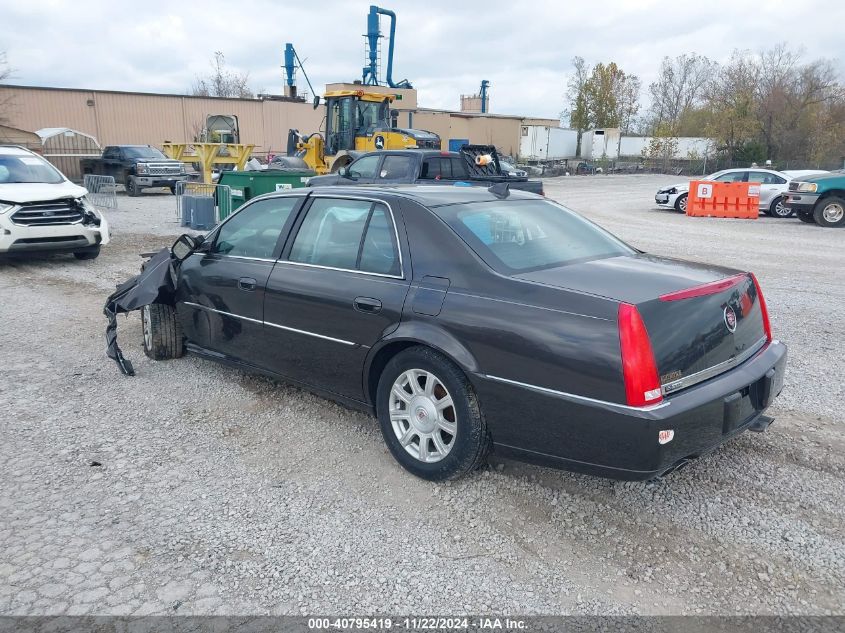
top-left (713, 171), bottom-right (747, 183)
top-left (348, 155), bottom-right (380, 179)
top-left (212, 197), bottom-right (299, 259)
top-left (433, 199), bottom-right (634, 274)
top-left (123, 146), bottom-right (167, 159)
top-left (289, 198), bottom-right (400, 275)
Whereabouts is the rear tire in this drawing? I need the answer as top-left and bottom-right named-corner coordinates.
top-left (376, 346), bottom-right (490, 481)
top-left (797, 211), bottom-right (816, 224)
top-left (813, 197), bottom-right (845, 228)
top-left (73, 246), bottom-right (100, 260)
top-left (769, 196), bottom-right (793, 218)
top-left (141, 303), bottom-right (184, 360)
top-left (674, 193), bottom-right (688, 213)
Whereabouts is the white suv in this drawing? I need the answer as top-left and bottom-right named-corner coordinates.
top-left (0, 146), bottom-right (110, 259)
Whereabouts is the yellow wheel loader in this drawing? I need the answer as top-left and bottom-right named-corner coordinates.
top-left (284, 90), bottom-right (440, 174)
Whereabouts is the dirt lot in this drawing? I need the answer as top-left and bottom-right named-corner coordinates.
top-left (1, 175), bottom-right (843, 616)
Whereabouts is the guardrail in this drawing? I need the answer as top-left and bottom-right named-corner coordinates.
top-left (83, 174), bottom-right (118, 209)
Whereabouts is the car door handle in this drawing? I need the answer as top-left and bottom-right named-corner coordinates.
top-left (354, 297), bottom-right (382, 313)
top-left (238, 277), bottom-right (257, 291)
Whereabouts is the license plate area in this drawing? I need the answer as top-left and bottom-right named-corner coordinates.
top-left (722, 386), bottom-right (756, 434)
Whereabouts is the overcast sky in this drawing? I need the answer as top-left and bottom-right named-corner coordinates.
top-left (1, 0), bottom-right (844, 119)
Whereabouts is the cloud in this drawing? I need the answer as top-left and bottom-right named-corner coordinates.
top-left (1, 0), bottom-right (843, 119)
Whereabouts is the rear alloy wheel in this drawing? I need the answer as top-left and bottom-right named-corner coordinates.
top-left (141, 303), bottom-right (184, 360)
top-left (769, 197), bottom-right (794, 218)
top-left (813, 197), bottom-right (845, 228)
top-left (377, 346), bottom-right (490, 481)
top-left (674, 193), bottom-right (688, 213)
top-left (797, 211), bottom-right (816, 224)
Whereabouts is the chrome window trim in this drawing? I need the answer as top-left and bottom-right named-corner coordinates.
top-left (661, 336), bottom-right (768, 395)
top-left (283, 194), bottom-right (405, 280)
top-left (482, 375), bottom-right (670, 412)
top-left (182, 301), bottom-right (357, 347)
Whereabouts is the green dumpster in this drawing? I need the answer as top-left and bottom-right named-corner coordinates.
top-left (218, 169), bottom-right (314, 217)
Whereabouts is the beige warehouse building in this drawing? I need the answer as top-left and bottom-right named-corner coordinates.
top-left (0, 83), bottom-right (558, 161)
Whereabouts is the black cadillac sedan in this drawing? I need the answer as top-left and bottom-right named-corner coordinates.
top-left (140, 185), bottom-right (786, 481)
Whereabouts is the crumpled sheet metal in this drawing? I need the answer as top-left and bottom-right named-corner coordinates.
top-left (103, 248), bottom-right (176, 376)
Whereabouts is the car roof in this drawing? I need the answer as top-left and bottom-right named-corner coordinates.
top-left (306, 184), bottom-right (540, 207)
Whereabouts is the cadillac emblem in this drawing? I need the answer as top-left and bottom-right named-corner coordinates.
top-left (724, 305), bottom-right (737, 333)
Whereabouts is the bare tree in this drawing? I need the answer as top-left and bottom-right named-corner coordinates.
top-left (191, 51), bottom-right (254, 99)
top-left (0, 51), bottom-right (13, 124)
top-left (563, 56), bottom-right (590, 155)
top-left (649, 53), bottom-right (718, 133)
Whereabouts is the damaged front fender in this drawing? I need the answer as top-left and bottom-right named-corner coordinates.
top-left (103, 248), bottom-right (177, 376)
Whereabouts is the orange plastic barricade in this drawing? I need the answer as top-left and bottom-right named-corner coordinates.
top-left (686, 181), bottom-right (760, 219)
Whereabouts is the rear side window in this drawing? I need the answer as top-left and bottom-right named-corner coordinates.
top-left (213, 197), bottom-right (299, 259)
top-left (378, 156), bottom-right (413, 180)
top-left (434, 199), bottom-right (634, 274)
top-left (421, 157), bottom-right (469, 180)
top-left (289, 198), bottom-right (401, 275)
top-left (749, 171), bottom-right (786, 185)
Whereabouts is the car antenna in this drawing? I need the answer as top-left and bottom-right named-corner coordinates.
top-left (488, 182), bottom-right (510, 199)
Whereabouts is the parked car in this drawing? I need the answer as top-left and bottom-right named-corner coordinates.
top-left (80, 145), bottom-right (186, 197)
top-left (498, 159), bottom-right (527, 178)
top-left (654, 168), bottom-right (825, 217)
top-left (126, 185), bottom-right (786, 482)
top-left (0, 145), bottom-right (109, 259)
top-left (306, 148), bottom-right (544, 196)
top-left (783, 170), bottom-right (845, 227)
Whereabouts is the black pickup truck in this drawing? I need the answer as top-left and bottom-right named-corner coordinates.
top-left (80, 145), bottom-right (187, 196)
top-left (307, 146), bottom-right (544, 195)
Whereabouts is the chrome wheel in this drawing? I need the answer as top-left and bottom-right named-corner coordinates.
top-left (772, 198), bottom-right (790, 217)
top-left (142, 305), bottom-right (152, 351)
top-left (678, 195), bottom-right (687, 213)
top-left (822, 202), bottom-right (844, 224)
top-left (389, 369), bottom-right (457, 463)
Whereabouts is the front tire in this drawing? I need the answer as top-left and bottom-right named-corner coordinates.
top-left (797, 211), bottom-right (816, 224)
top-left (769, 196), bottom-right (793, 218)
top-left (126, 176), bottom-right (140, 197)
top-left (376, 346), bottom-right (490, 481)
top-left (141, 303), bottom-right (184, 360)
top-left (73, 246), bottom-right (100, 260)
top-left (674, 193), bottom-right (688, 213)
top-left (813, 197), bottom-right (845, 228)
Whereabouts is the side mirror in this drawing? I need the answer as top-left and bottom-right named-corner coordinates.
top-left (338, 166), bottom-right (350, 177)
top-left (171, 234), bottom-right (202, 261)
top-left (313, 95), bottom-right (321, 110)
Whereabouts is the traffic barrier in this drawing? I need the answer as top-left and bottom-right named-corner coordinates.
top-left (687, 181), bottom-right (760, 219)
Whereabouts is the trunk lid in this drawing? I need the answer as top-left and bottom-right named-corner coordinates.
top-left (514, 254), bottom-right (769, 394)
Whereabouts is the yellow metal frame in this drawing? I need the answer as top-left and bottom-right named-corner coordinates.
top-left (324, 90), bottom-right (395, 103)
top-left (161, 143), bottom-right (255, 184)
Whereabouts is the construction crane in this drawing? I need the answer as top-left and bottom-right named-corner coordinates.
top-left (281, 5), bottom-right (440, 174)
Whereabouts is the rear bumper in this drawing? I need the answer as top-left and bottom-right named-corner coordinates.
top-left (474, 340), bottom-right (787, 480)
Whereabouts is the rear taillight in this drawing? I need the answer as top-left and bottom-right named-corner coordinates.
top-left (618, 303), bottom-right (663, 407)
top-left (750, 273), bottom-right (772, 342)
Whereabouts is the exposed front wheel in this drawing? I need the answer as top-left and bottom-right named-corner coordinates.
top-left (769, 197), bottom-right (793, 218)
top-left (674, 193), bottom-right (688, 213)
top-left (813, 197), bottom-right (845, 228)
top-left (376, 346), bottom-right (490, 481)
top-left (126, 176), bottom-right (141, 197)
top-left (141, 303), bottom-right (184, 360)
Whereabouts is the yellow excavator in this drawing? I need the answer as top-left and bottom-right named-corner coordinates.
top-left (284, 89), bottom-right (441, 174)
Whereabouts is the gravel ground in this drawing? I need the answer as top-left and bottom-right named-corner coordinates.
top-left (1, 176), bottom-right (843, 616)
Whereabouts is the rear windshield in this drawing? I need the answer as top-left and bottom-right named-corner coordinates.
top-left (434, 199), bottom-right (634, 274)
top-left (0, 153), bottom-right (65, 184)
top-left (123, 146), bottom-right (167, 159)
